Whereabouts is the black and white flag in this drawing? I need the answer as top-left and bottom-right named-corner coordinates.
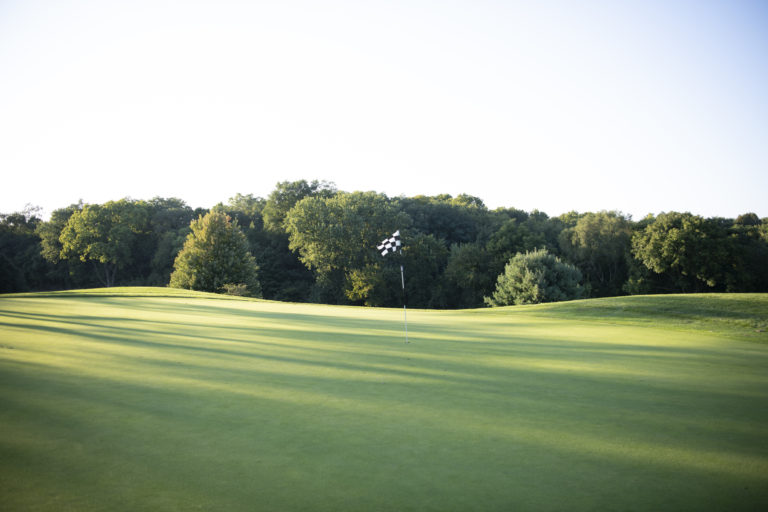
top-left (378, 230), bottom-right (401, 256)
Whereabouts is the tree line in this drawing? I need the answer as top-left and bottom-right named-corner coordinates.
top-left (2, 180), bottom-right (767, 307)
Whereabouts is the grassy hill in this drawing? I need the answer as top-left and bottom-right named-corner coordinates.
top-left (1, 289), bottom-right (767, 511)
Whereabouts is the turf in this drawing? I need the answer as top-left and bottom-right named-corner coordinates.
top-left (1, 288), bottom-right (767, 511)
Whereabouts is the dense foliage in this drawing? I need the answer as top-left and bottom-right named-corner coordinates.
top-left (169, 211), bottom-right (261, 297)
top-left (2, 181), bottom-right (767, 306)
top-left (484, 249), bottom-right (584, 306)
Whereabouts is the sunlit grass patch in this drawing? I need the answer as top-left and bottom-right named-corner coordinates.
top-left (1, 289), bottom-right (767, 511)
top-left (514, 293), bottom-right (768, 341)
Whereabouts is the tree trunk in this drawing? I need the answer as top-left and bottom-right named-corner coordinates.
top-left (92, 261), bottom-right (117, 287)
top-left (106, 264), bottom-right (117, 287)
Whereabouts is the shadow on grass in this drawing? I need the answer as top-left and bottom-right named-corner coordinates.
top-left (3, 305), bottom-right (762, 389)
top-left (3, 348), bottom-right (768, 512)
top-left (2, 295), bottom-right (768, 511)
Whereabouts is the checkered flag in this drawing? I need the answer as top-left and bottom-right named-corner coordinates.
top-left (377, 230), bottom-right (401, 256)
top-left (378, 230), bottom-right (408, 341)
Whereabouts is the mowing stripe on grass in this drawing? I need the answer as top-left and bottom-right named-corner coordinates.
top-left (2, 289), bottom-right (767, 511)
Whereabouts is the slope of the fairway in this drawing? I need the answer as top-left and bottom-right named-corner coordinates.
top-left (1, 289), bottom-right (767, 511)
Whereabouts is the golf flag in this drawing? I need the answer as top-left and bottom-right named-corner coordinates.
top-left (378, 230), bottom-right (401, 256)
top-left (378, 230), bottom-right (408, 342)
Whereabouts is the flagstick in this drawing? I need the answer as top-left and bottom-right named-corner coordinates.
top-left (400, 264), bottom-right (408, 343)
top-left (377, 230), bottom-right (407, 343)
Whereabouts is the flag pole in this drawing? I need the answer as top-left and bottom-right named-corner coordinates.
top-left (377, 230), bottom-right (408, 343)
top-left (400, 263), bottom-right (408, 343)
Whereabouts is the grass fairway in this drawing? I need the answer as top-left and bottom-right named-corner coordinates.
top-left (1, 288), bottom-right (767, 511)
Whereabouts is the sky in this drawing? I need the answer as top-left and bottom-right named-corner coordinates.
top-left (1, 0), bottom-right (767, 220)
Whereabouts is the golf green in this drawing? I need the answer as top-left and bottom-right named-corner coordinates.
top-left (1, 289), bottom-right (767, 511)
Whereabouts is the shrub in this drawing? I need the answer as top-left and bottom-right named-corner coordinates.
top-left (485, 248), bottom-right (584, 306)
top-left (170, 212), bottom-right (262, 297)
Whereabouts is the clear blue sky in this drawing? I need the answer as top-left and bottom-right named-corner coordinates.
top-left (2, 0), bottom-right (766, 220)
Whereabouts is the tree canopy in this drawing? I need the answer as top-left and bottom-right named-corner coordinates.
top-left (58, 199), bottom-right (150, 287)
top-left (170, 211), bottom-right (261, 297)
top-left (558, 211), bottom-right (632, 297)
top-left (2, 183), bottom-right (766, 305)
top-left (485, 248), bottom-right (584, 306)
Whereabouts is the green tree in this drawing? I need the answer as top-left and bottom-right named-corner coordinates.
top-left (262, 180), bottom-right (336, 233)
top-left (0, 206), bottom-right (50, 292)
top-left (630, 212), bottom-right (730, 292)
top-left (145, 197), bottom-right (196, 285)
top-left (285, 191), bottom-right (410, 273)
top-left (345, 233), bottom-right (449, 308)
top-left (38, 198), bottom-right (199, 290)
top-left (216, 191), bottom-right (315, 302)
top-left (725, 213), bottom-right (768, 292)
top-left (558, 211), bottom-right (633, 297)
top-left (398, 194), bottom-right (487, 246)
top-left (224, 193), bottom-right (265, 221)
top-left (37, 202), bottom-right (82, 264)
top-left (284, 191), bottom-right (410, 304)
top-left (35, 201), bottom-right (100, 290)
top-left (485, 248), bottom-right (584, 306)
top-left (345, 264), bottom-right (389, 306)
top-left (213, 193), bottom-right (266, 245)
top-left (735, 212), bottom-right (760, 226)
top-left (170, 211), bottom-right (261, 296)
top-left (401, 233), bottom-right (450, 308)
top-left (486, 217), bottom-right (548, 278)
top-left (59, 199), bottom-right (150, 287)
top-left (444, 242), bottom-right (494, 308)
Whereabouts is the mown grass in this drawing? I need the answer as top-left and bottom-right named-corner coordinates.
top-left (504, 293), bottom-right (768, 342)
top-left (1, 289), bottom-right (767, 511)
